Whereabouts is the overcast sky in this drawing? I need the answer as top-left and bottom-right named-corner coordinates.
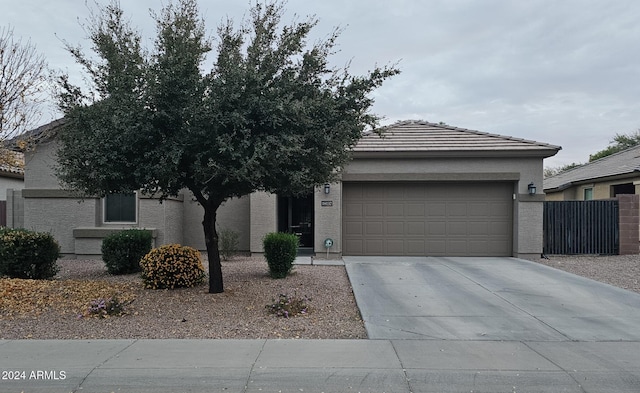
top-left (2, 0), bottom-right (639, 167)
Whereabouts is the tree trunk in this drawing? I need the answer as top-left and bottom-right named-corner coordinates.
top-left (202, 201), bottom-right (224, 293)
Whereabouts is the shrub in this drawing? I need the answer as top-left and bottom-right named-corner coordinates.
top-left (101, 229), bottom-right (153, 275)
top-left (263, 232), bottom-right (298, 278)
top-left (140, 244), bottom-right (206, 289)
top-left (218, 228), bottom-right (239, 261)
top-left (0, 228), bottom-right (60, 279)
top-left (266, 293), bottom-right (311, 318)
top-left (82, 295), bottom-right (130, 318)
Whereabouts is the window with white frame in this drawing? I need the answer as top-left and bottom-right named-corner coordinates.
top-left (104, 192), bottom-right (137, 223)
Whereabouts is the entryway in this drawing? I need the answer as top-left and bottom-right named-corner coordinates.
top-left (277, 193), bottom-right (314, 255)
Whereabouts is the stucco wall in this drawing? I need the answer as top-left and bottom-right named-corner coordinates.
top-left (24, 141), bottom-right (60, 189)
top-left (0, 177), bottom-right (24, 201)
top-left (24, 197), bottom-right (99, 254)
top-left (181, 193), bottom-right (250, 252)
top-left (515, 200), bottom-right (544, 255)
top-left (6, 189), bottom-right (24, 228)
top-left (544, 189), bottom-right (574, 201)
top-left (23, 194), bottom-right (191, 256)
top-left (217, 196), bottom-right (251, 251)
top-left (314, 182), bottom-right (342, 257)
top-left (545, 176), bottom-right (640, 201)
top-left (138, 196), bottom-right (184, 246)
top-left (343, 156), bottom-right (542, 189)
top-left (249, 191), bottom-right (277, 254)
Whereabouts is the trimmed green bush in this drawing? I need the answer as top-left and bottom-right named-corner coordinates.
top-left (263, 232), bottom-right (298, 278)
top-left (140, 244), bottom-right (206, 289)
top-left (0, 227), bottom-right (60, 279)
top-left (101, 229), bottom-right (153, 275)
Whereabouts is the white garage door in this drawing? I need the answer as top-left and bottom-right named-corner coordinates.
top-left (342, 182), bottom-right (513, 256)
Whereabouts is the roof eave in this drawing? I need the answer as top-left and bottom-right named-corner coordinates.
top-left (352, 148), bottom-right (561, 159)
top-left (544, 169), bottom-right (640, 192)
top-left (0, 170), bottom-right (24, 180)
top-left (5, 118), bottom-right (66, 152)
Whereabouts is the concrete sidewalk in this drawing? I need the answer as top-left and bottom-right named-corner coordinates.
top-left (3, 257), bottom-right (640, 392)
top-left (1, 338), bottom-right (640, 392)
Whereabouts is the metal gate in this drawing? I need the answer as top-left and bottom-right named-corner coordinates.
top-left (543, 200), bottom-right (619, 255)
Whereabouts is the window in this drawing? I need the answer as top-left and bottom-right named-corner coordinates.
top-left (583, 188), bottom-right (593, 201)
top-left (611, 183), bottom-right (635, 197)
top-left (104, 193), bottom-right (137, 223)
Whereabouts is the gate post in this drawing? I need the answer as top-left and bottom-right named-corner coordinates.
top-left (618, 194), bottom-right (639, 255)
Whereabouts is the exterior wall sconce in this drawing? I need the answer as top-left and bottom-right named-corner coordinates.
top-left (324, 183), bottom-right (331, 194)
top-left (528, 182), bottom-right (537, 196)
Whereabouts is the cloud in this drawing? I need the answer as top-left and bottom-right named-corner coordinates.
top-left (2, 0), bottom-right (639, 167)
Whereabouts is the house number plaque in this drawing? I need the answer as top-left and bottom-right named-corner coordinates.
top-left (321, 201), bottom-right (333, 207)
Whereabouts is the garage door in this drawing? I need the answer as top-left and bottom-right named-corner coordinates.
top-left (343, 182), bottom-right (513, 256)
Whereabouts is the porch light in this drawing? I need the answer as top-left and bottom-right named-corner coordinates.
top-left (324, 183), bottom-right (331, 194)
top-left (528, 182), bottom-right (537, 196)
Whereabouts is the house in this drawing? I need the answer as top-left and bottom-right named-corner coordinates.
top-left (0, 152), bottom-right (24, 199)
top-left (0, 150), bottom-right (24, 227)
top-left (544, 145), bottom-right (640, 201)
top-left (6, 119), bottom-right (560, 259)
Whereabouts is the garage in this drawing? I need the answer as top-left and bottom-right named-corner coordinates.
top-left (342, 182), bottom-right (514, 256)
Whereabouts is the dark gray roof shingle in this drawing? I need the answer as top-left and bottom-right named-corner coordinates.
top-left (354, 120), bottom-right (561, 157)
top-left (544, 144), bottom-right (640, 191)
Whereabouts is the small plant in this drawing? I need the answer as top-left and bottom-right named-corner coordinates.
top-left (218, 228), bottom-right (239, 261)
top-left (266, 293), bottom-right (311, 318)
top-left (263, 232), bottom-right (298, 278)
top-left (82, 295), bottom-right (130, 318)
top-left (101, 229), bottom-right (153, 275)
top-left (0, 227), bottom-right (60, 279)
top-left (140, 244), bottom-right (206, 289)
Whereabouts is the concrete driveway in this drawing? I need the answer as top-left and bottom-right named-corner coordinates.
top-left (3, 257), bottom-right (640, 392)
top-left (344, 256), bottom-right (640, 341)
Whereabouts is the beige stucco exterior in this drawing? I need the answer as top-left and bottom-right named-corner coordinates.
top-left (9, 120), bottom-right (556, 260)
top-left (545, 176), bottom-right (640, 201)
top-left (12, 139), bottom-right (249, 257)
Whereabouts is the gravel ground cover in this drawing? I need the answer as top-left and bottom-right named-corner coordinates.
top-left (1, 254), bottom-right (638, 340)
top-left (532, 254), bottom-right (640, 294)
top-left (0, 257), bottom-right (366, 340)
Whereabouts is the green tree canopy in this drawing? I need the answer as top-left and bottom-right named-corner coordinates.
top-left (55, 0), bottom-right (399, 293)
top-left (543, 162), bottom-right (582, 179)
top-left (589, 130), bottom-right (640, 162)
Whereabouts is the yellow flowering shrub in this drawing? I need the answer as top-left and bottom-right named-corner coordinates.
top-left (140, 244), bottom-right (205, 289)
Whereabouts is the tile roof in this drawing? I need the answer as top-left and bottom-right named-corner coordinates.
top-left (0, 151), bottom-right (24, 179)
top-left (353, 120), bottom-right (561, 157)
top-left (6, 118), bottom-right (67, 151)
top-left (544, 144), bottom-right (640, 191)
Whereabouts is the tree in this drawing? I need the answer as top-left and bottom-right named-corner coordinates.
top-left (55, 0), bottom-right (399, 293)
top-left (0, 26), bottom-right (47, 165)
top-left (543, 162), bottom-right (582, 178)
top-left (589, 130), bottom-right (640, 162)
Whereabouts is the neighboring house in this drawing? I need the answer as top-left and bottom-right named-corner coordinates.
top-left (544, 145), bottom-right (640, 201)
top-left (7, 119), bottom-right (560, 259)
top-left (0, 153), bottom-right (24, 200)
top-left (0, 151), bottom-right (24, 227)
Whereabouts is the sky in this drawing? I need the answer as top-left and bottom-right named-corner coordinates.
top-left (2, 0), bottom-right (639, 168)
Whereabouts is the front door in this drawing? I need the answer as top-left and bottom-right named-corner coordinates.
top-left (277, 193), bottom-right (314, 252)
